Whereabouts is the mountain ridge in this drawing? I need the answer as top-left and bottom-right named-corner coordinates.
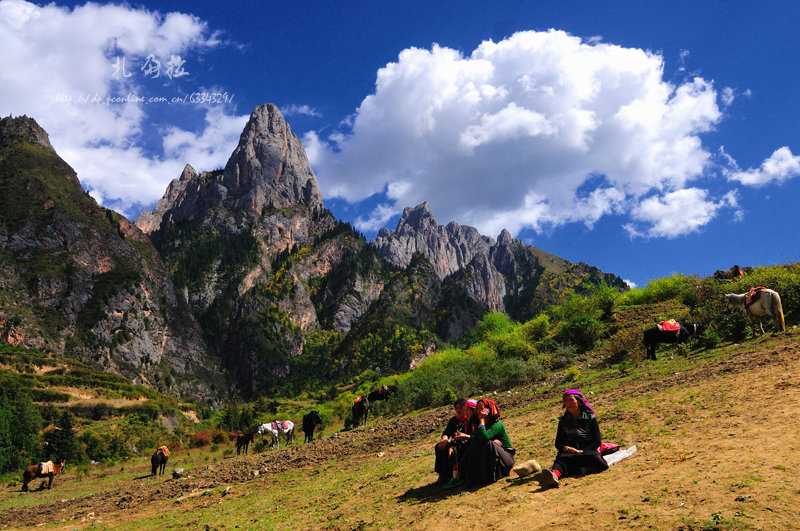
top-left (2, 105), bottom-right (628, 400)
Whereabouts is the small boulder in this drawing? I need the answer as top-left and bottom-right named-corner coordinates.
top-left (512, 459), bottom-right (542, 478)
top-left (172, 468), bottom-right (185, 479)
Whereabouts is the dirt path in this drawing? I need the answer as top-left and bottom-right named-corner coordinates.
top-left (2, 334), bottom-right (799, 529)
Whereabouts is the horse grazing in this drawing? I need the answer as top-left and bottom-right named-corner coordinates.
top-left (725, 288), bottom-right (786, 335)
top-left (302, 411), bottom-right (323, 443)
top-left (151, 446), bottom-right (169, 475)
top-left (351, 397), bottom-right (370, 428)
top-left (643, 321), bottom-right (703, 360)
top-left (367, 385), bottom-right (397, 403)
top-left (236, 432), bottom-right (255, 455)
top-left (22, 459), bottom-right (66, 491)
top-left (257, 421), bottom-right (295, 448)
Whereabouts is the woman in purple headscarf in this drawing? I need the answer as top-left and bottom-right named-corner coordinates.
top-left (540, 389), bottom-right (608, 487)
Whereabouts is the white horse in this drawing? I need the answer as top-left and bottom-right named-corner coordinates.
top-left (257, 421), bottom-right (295, 448)
top-left (725, 288), bottom-right (786, 335)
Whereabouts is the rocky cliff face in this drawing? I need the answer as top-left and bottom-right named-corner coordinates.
top-left (372, 202), bottom-right (494, 280)
top-left (135, 103), bottom-right (323, 237)
top-left (372, 201), bottom-right (627, 322)
top-left (0, 115), bottom-right (229, 404)
top-left (135, 105), bottom-right (394, 396)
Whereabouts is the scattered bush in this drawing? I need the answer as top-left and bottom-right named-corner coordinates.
top-left (554, 315), bottom-right (605, 353)
top-left (564, 366), bottom-right (580, 382)
top-left (675, 343), bottom-right (691, 357)
top-left (697, 329), bottom-right (721, 350)
top-left (604, 328), bottom-right (641, 364)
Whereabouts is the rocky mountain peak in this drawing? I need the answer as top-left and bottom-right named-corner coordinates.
top-left (221, 103), bottom-right (323, 215)
top-left (0, 115), bottom-right (54, 151)
top-left (136, 103), bottom-right (324, 234)
top-left (179, 164), bottom-right (198, 182)
top-left (398, 201), bottom-right (436, 232)
top-left (372, 202), bottom-right (494, 280)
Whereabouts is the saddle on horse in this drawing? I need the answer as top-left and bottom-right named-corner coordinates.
top-left (156, 445), bottom-right (170, 457)
top-left (745, 287), bottom-right (767, 307)
top-left (272, 421), bottom-right (288, 431)
top-left (657, 319), bottom-right (681, 334)
top-left (38, 461), bottom-right (54, 474)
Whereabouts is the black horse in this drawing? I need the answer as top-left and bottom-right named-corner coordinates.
top-left (643, 322), bottom-right (703, 360)
top-left (302, 411), bottom-right (323, 443)
top-left (151, 450), bottom-right (168, 476)
top-left (236, 432), bottom-right (254, 455)
top-left (351, 397), bottom-right (370, 428)
top-left (367, 385), bottom-right (397, 403)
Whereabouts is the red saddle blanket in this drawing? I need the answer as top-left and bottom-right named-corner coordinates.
top-left (658, 320), bottom-right (680, 332)
top-left (272, 421), bottom-right (289, 431)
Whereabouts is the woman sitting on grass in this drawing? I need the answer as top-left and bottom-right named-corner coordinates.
top-left (454, 398), bottom-right (515, 488)
top-left (541, 389), bottom-right (608, 488)
top-left (434, 398), bottom-right (472, 485)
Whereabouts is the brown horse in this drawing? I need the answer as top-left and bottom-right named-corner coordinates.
top-left (351, 397), bottom-right (370, 428)
top-left (236, 432), bottom-right (254, 455)
top-left (151, 448), bottom-right (169, 476)
top-left (22, 459), bottom-right (66, 491)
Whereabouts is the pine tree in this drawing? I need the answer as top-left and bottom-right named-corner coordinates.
top-left (49, 410), bottom-right (81, 462)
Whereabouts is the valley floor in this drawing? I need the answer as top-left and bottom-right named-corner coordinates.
top-left (2, 330), bottom-right (799, 530)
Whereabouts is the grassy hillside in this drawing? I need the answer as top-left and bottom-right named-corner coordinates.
top-left (0, 262), bottom-right (798, 528)
top-left (2, 263), bottom-right (797, 474)
top-left (0, 344), bottom-right (213, 475)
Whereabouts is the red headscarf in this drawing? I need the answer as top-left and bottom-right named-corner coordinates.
top-left (477, 398), bottom-right (501, 420)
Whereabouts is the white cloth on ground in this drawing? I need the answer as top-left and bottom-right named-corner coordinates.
top-left (604, 445), bottom-right (637, 466)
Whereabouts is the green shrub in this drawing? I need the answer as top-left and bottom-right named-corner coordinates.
top-left (554, 315), bottom-right (605, 353)
top-left (472, 312), bottom-right (514, 342)
top-left (590, 282), bottom-right (620, 320)
top-left (618, 274), bottom-right (700, 306)
top-left (564, 366), bottom-right (580, 382)
top-left (604, 328), bottom-right (641, 364)
top-left (675, 343), bottom-right (691, 357)
top-left (520, 313), bottom-right (549, 341)
top-left (697, 329), bottom-right (721, 350)
top-left (29, 388), bottom-right (70, 402)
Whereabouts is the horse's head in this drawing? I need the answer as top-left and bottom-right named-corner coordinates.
top-left (724, 293), bottom-right (735, 312)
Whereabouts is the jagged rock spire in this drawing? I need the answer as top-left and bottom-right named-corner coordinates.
top-left (136, 103), bottom-right (324, 234)
top-left (222, 103), bottom-right (323, 215)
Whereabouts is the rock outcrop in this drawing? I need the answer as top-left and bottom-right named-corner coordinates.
top-left (0, 115), bottom-right (229, 403)
top-left (135, 103), bottom-right (323, 237)
top-left (372, 201), bottom-right (627, 321)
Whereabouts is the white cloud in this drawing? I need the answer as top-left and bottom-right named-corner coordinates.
top-left (162, 106), bottom-right (249, 172)
top-left (281, 104), bottom-right (321, 118)
top-left (354, 203), bottom-right (398, 233)
top-left (623, 188), bottom-right (736, 239)
top-left (0, 0), bottom-right (243, 218)
top-left (726, 146), bottom-right (800, 186)
top-left (307, 30), bottom-right (730, 239)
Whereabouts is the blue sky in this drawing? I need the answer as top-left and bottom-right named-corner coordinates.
top-left (2, 1), bottom-right (799, 288)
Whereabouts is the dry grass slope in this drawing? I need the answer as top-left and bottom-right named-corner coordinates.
top-left (1, 328), bottom-right (798, 529)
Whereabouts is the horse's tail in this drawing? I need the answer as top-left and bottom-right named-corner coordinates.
top-left (772, 291), bottom-right (786, 331)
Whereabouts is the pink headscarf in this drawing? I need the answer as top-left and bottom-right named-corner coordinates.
top-left (563, 389), bottom-right (594, 414)
top-left (465, 399), bottom-right (477, 409)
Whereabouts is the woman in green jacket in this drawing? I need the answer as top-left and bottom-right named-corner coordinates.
top-left (457, 398), bottom-right (515, 487)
